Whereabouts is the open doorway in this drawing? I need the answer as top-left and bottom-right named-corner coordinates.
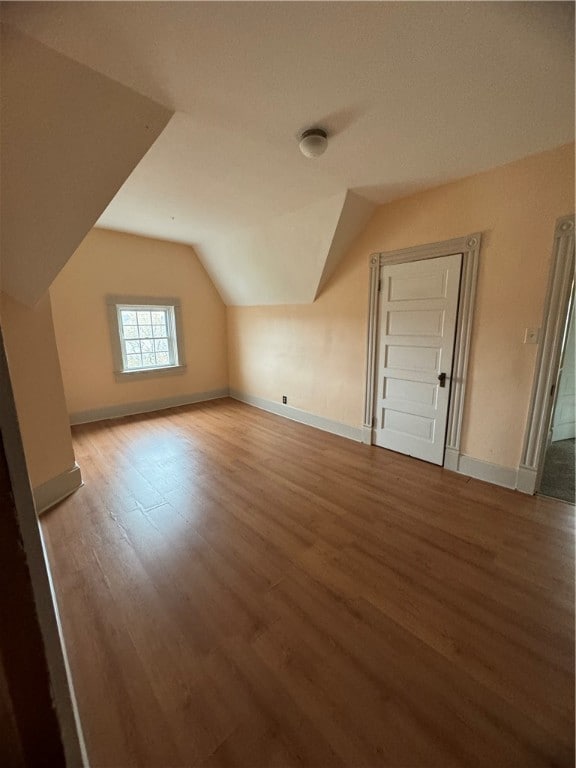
top-left (518, 215), bottom-right (575, 496)
top-left (539, 285), bottom-right (575, 502)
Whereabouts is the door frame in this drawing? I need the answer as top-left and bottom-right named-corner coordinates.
top-left (363, 232), bottom-right (482, 470)
top-left (517, 214), bottom-right (575, 494)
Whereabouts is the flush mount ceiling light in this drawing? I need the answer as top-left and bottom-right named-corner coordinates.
top-left (299, 127), bottom-right (328, 159)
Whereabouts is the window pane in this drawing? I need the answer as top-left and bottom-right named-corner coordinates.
top-left (121, 310), bottom-right (137, 325)
top-left (125, 340), bottom-right (141, 354)
top-left (156, 351), bottom-right (169, 366)
top-left (116, 302), bottom-right (178, 374)
top-left (123, 325), bottom-right (139, 339)
top-left (126, 354), bottom-right (143, 369)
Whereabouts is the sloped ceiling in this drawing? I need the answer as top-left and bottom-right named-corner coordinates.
top-left (199, 193), bottom-right (348, 307)
top-left (2, 2), bottom-right (574, 305)
top-left (316, 192), bottom-right (376, 300)
top-left (196, 191), bottom-right (375, 306)
top-left (0, 25), bottom-right (173, 306)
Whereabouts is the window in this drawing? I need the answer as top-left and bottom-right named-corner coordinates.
top-left (118, 305), bottom-right (177, 371)
top-left (107, 296), bottom-right (186, 380)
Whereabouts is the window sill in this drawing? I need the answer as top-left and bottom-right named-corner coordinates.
top-left (114, 364), bottom-right (187, 383)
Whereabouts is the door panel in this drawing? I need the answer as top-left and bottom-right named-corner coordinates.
top-left (387, 309), bottom-right (445, 336)
top-left (384, 378), bottom-right (437, 405)
top-left (386, 345), bottom-right (441, 371)
top-left (374, 253), bottom-right (462, 465)
top-left (389, 272), bottom-right (447, 301)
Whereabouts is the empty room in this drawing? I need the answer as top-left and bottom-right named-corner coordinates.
top-left (0, 2), bottom-right (574, 767)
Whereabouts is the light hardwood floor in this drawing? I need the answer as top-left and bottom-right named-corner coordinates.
top-left (42, 398), bottom-right (574, 767)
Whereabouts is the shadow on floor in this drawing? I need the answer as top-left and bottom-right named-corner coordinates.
top-left (539, 438), bottom-right (575, 503)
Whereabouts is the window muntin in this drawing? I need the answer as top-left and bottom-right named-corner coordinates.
top-left (117, 304), bottom-right (178, 372)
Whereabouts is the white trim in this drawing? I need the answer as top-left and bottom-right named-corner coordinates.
top-left (361, 425), bottom-right (372, 445)
top-left (69, 388), bottom-right (229, 425)
top-left (519, 214), bottom-right (575, 492)
top-left (0, 330), bottom-right (88, 765)
top-left (230, 390), bottom-right (364, 442)
top-left (231, 391), bottom-right (523, 491)
top-left (428, 445), bottom-right (521, 490)
top-left (106, 294), bottom-right (186, 380)
top-left (443, 447), bottom-right (460, 472)
top-left (33, 463), bottom-right (83, 515)
top-left (455, 454), bottom-right (518, 490)
top-left (516, 465), bottom-right (538, 495)
top-left (363, 257), bottom-right (380, 433)
top-left (116, 303), bottom-right (178, 373)
top-left (363, 233), bottom-right (481, 465)
top-left (114, 364), bottom-right (187, 383)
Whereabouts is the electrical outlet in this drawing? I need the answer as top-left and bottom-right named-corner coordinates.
top-left (282, 395), bottom-right (287, 404)
top-left (524, 327), bottom-right (540, 344)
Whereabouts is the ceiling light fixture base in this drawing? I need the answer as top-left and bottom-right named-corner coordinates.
top-left (299, 128), bottom-right (328, 159)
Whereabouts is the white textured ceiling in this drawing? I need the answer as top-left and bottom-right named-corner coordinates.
top-left (3, 1), bottom-right (574, 304)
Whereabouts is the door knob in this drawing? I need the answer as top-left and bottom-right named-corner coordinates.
top-left (438, 372), bottom-right (447, 388)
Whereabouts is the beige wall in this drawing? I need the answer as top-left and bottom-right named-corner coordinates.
top-left (50, 229), bottom-right (228, 416)
top-left (228, 143), bottom-right (575, 470)
top-left (0, 294), bottom-right (76, 488)
top-left (0, 25), bottom-right (172, 510)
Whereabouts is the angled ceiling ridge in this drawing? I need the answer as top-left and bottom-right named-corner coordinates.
top-left (194, 191), bottom-right (350, 307)
top-left (1, 25), bottom-right (173, 306)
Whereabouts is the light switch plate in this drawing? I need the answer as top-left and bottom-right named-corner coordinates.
top-left (524, 327), bottom-right (540, 344)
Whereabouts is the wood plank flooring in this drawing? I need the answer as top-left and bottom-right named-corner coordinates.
top-left (41, 398), bottom-right (575, 767)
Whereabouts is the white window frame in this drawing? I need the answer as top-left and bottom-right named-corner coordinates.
top-left (117, 303), bottom-right (178, 372)
top-left (106, 295), bottom-right (186, 382)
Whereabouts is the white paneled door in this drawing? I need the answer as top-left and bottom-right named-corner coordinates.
top-left (374, 253), bottom-right (462, 465)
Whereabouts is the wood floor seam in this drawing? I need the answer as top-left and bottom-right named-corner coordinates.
top-left (41, 399), bottom-right (574, 767)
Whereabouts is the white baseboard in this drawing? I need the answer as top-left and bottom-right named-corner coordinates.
top-left (516, 464), bottom-right (537, 495)
top-left (230, 395), bottom-right (525, 492)
top-left (457, 454), bottom-right (518, 490)
top-left (34, 463), bottom-right (83, 515)
top-left (361, 426), bottom-right (372, 445)
top-left (229, 390), bottom-right (363, 442)
top-left (69, 388), bottom-right (229, 425)
top-left (445, 451), bottom-right (527, 492)
top-left (69, 390), bottom-right (537, 497)
top-left (443, 447), bottom-right (460, 472)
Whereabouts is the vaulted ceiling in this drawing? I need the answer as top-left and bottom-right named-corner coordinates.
top-left (0, 25), bottom-right (172, 306)
top-left (2, 2), bottom-right (574, 305)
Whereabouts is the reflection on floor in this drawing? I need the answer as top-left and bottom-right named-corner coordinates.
top-left (41, 400), bottom-right (575, 767)
top-left (540, 438), bottom-right (575, 503)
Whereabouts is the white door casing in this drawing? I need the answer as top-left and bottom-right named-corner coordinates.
top-left (518, 215), bottom-right (574, 494)
top-left (363, 233), bottom-right (481, 470)
top-left (373, 253), bottom-right (462, 465)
